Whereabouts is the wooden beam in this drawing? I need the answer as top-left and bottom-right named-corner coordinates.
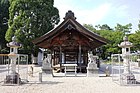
top-left (0, 54), bottom-right (9, 56)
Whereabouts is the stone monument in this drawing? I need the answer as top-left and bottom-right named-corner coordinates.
top-left (42, 54), bottom-right (52, 75)
top-left (4, 36), bottom-right (22, 84)
top-left (118, 36), bottom-right (136, 84)
top-left (87, 52), bottom-right (99, 77)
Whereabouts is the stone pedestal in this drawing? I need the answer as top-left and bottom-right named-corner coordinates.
top-left (42, 57), bottom-right (52, 76)
top-left (120, 73), bottom-right (136, 85)
top-left (87, 68), bottom-right (99, 77)
top-left (119, 55), bottom-right (136, 85)
top-left (4, 73), bottom-right (21, 84)
top-left (87, 62), bottom-right (99, 77)
top-left (4, 54), bottom-right (21, 84)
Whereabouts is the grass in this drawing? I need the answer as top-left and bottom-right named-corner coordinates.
top-left (104, 60), bottom-right (112, 65)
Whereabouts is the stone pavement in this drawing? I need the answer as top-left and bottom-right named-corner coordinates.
top-left (0, 65), bottom-right (140, 93)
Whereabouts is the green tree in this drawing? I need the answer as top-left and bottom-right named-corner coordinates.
top-left (95, 24), bottom-right (112, 30)
top-left (0, 0), bottom-right (9, 53)
top-left (129, 21), bottom-right (140, 52)
top-left (96, 29), bottom-right (123, 58)
top-left (84, 24), bottom-right (124, 59)
top-left (114, 23), bottom-right (132, 35)
top-left (129, 32), bottom-right (140, 52)
top-left (6, 0), bottom-right (60, 63)
top-left (83, 24), bottom-right (96, 31)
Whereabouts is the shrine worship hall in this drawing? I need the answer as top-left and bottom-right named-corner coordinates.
top-left (33, 10), bottom-right (107, 73)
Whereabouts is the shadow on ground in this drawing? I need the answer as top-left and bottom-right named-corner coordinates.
top-left (27, 80), bottom-right (63, 85)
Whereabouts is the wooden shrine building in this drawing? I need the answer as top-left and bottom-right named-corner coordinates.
top-left (33, 10), bottom-right (107, 72)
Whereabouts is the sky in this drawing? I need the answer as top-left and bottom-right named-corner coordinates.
top-left (54, 0), bottom-right (140, 32)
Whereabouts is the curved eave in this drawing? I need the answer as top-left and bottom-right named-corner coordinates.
top-left (32, 18), bottom-right (71, 44)
top-left (32, 17), bottom-right (108, 48)
top-left (70, 19), bottom-right (108, 44)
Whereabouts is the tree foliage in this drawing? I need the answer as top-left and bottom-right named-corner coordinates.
top-left (129, 31), bottom-right (140, 51)
top-left (129, 21), bottom-right (140, 52)
top-left (83, 24), bottom-right (96, 31)
top-left (95, 24), bottom-right (113, 30)
top-left (6, 0), bottom-right (60, 56)
top-left (0, 0), bottom-right (9, 53)
top-left (114, 23), bottom-right (132, 35)
top-left (83, 23), bottom-right (132, 59)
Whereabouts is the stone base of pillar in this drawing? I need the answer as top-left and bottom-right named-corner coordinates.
top-left (87, 68), bottom-right (99, 77)
top-left (42, 68), bottom-right (53, 77)
top-left (4, 73), bottom-right (21, 84)
top-left (120, 73), bottom-right (136, 85)
top-left (42, 69), bottom-right (52, 73)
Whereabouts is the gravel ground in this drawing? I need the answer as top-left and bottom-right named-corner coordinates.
top-left (0, 66), bottom-right (140, 93)
top-left (0, 76), bottom-right (140, 93)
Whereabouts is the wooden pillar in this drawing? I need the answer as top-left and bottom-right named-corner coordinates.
top-left (59, 46), bottom-right (62, 72)
top-left (51, 51), bottom-right (53, 67)
top-left (64, 51), bottom-right (66, 64)
top-left (83, 52), bottom-right (85, 65)
top-left (86, 51), bottom-right (88, 65)
top-left (78, 45), bottom-right (81, 71)
top-left (76, 49), bottom-right (79, 72)
top-left (53, 50), bottom-right (55, 66)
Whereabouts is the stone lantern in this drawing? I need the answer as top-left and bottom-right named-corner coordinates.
top-left (4, 36), bottom-right (22, 84)
top-left (118, 36), bottom-right (136, 84)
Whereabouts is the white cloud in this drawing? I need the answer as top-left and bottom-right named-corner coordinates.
top-left (54, 1), bottom-right (112, 25)
top-left (54, 0), bottom-right (139, 32)
top-left (76, 3), bottom-right (112, 25)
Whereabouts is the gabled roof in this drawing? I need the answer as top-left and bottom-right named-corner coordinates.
top-left (32, 10), bottom-right (107, 49)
